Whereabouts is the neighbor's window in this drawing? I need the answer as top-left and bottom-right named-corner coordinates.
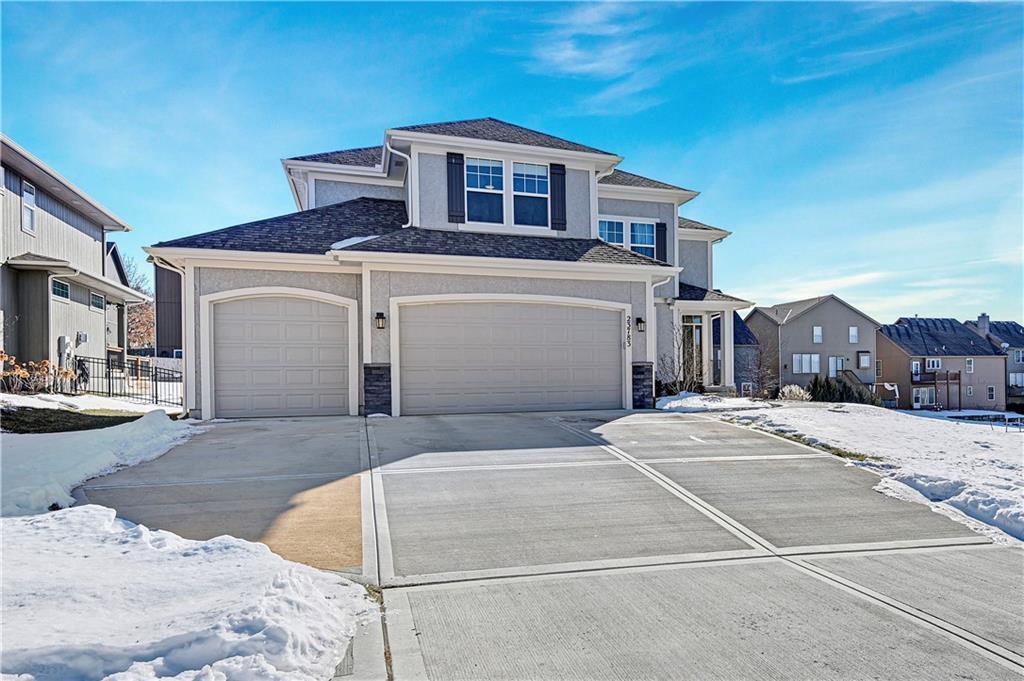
top-left (1010, 372), bottom-right (1024, 387)
top-left (1014, 350), bottom-right (1024, 363)
top-left (925, 358), bottom-right (941, 370)
top-left (987, 386), bottom-right (996, 400)
top-left (90, 292), bottom-right (105, 311)
top-left (849, 326), bottom-right (859, 343)
top-left (858, 352), bottom-right (871, 369)
top-left (52, 279), bottom-right (70, 300)
top-left (793, 353), bottom-right (820, 374)
top-left (22, 181), bottom-right (36, 235)
top-left (965, 358), bottom-right (974, 374)
top-left (875, 360), bottom-right (882, 378)
top-left (465, 157), bottom-right (503, 223)
top-left (967, 385), bottom-right (974, 397)
top-left (598, 219), bottom-right (624, 246)
top-left (812, 326), bottom-right (823, 344)
top-left (629, 222), bottom-right (656, 258)
top-left (512, 162), bottom-right (549, 227)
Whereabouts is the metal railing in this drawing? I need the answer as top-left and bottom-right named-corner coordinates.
top-left (63, 355), bottom-right (183, 407)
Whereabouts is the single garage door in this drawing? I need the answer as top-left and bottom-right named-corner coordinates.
top-left (213, 296), bottom-right (350, 417)
top-left (398, 301), bottom-right (624, 415)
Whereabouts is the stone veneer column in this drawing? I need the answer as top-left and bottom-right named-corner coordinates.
top-left (631, 362), bottom-right (655, 409)
top-left (363, 363), bottom-right (392, 415)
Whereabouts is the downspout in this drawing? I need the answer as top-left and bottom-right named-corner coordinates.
top-left (385, 141), bottom-right (413, 228)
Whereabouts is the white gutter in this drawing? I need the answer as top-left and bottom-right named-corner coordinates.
top-left (384, 140), bottom-right (413, 227)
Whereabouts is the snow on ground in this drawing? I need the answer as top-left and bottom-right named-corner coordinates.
top-left (1, 391), bottom-right (181, 414)
top-left (2, 411), bottom-right (202, 516)
top-left (656, 391), bottom-right (771, 412)
top-left (703, 402), bottom-right (1024, 541)
top-left (1, 505), bottom-right (374, 681)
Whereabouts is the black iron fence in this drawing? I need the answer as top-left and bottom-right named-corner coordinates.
top-left (64, 355), bottom-right (183, 407)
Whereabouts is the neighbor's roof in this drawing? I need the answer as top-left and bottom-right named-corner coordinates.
top-left (964, 319), bottom-right (1024, 348)
top-left (599, 169), bottom-right (693, 192)
top-left (712, 312), bottom-right (759, 346)
top-left (881, 318), bottom-right (1003, 357)
top-left (391, 117), bottom-right (615, 155)
top-left (333, 227), bottom-right (672, 267)
top-left (753, 294), bottom-right (879, 326)
top-left (676, 283), bottom-right (751, 304)
top-left (151, 198), bottom-right (407, 254)
top-left (287, 145), bottom-right (384, 167)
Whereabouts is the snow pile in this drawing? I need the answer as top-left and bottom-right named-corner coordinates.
top-left (656, 391), bottom-right (769, 413)
top-left (1, 391), bottom-right (181, 414)
top-left (1, 505), bottom-right (374, 681)
top-left (1, 410), bottom-right (200, 516)
top-left (724, 403), bottom-right (1024, 540)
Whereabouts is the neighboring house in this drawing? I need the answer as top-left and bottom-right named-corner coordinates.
top-left (146, 117), bottom-right (749, 418)
top-left (711, 312), bottom-right (760, 394)
top-left (876, 317), bottom-right (1006, 411)
top-left (965, 314), bottom-right (1024, 411)
top-left (154, 264), bottom-right (183, 358)
top-left (1, 134), bottom-right (147, 368)
top-left (744, 294), bottom-right (879, 390)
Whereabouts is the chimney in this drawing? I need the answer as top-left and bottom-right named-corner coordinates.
top-left (977, 313), bottom-right (990, 337)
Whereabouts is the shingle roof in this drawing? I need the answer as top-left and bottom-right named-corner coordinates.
top-left (599, 169), bottom-right (692, 192)
top-left (678, 217), bottom-right (724, 232)
top-left (987, 321), bottom-right (1024, 348)
top-left (151, 198), bottom-right (407, 254)
top-left (881, 318), bottom-right (1002, 357)
top-left (287, 145), bottom-right (384, 167)
top-left (393, 117), bottom-right (614, 155)
top-left (756, 296), bottom-right (826, 324)
top-left (676, 283), bottom-right (750, 303)
top-left (335, 227), bottom-right (672, 267)
top-left (712, 312), bottom-right (759, 346)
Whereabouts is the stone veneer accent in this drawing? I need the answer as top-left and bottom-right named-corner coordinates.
top-left (363, 363), bottom-right (392, 415)
top-left (631, 362), bottom-right (655, 409)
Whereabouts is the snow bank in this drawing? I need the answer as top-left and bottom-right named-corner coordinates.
top-left (656, 391), bottom-right (769, 413)
top-left (1, 505), bottom-right (374, 681)
top-left (1, 391), bottom-right (181, 414)
top-left (723, 403), bottom-right (1024, 541)
top-left (1, 411), bottom-right (200, 516)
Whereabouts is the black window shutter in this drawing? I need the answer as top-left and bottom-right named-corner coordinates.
top-left (447, 153), bottom-right (465, 223)
top-left (550, 163), bottom-right (567, 231)
top-left (655, 222), bottom-right (668, 261)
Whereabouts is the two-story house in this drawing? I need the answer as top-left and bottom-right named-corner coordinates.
top-left (965, 313), bottom-right (1024, 412)
top-left (744, 294), bottom-right (879, 391)
top-left (145, 118), bottom-right (749, 418)
top-left (1, 135), bottom-right (147, 369)
top-left (876, 317), bottom-right (1006, 411)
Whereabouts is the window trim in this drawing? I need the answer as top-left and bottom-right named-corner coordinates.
top-left (1014, 349), bottom-right (1023, 364)
top-left (21, 180), bottom-right (37, 236)
top-left (792, 353), bottom-right (821, 375)
top-left (464, 156), bottom-right (505, 226)
top-left (925, 358), bottom-right (942, 370)
top-left (966, 385), bottom-right (974, 397)
top-left (965, 358), bottom-right (974, 374)
top-left (875, 360), bottom-right (882, 378)
top-left (89, 291), bottom-right (106, 313)
top-left (857, 351), bottom-right (871, 369)
top-left (848, 325), bottom-right (859, 344)
top-left (812, 326), bottom-right (823, 344)
top-left (51, 278), bottom-right (70, 302)
top-left (511, 161), bottom-right (550, 228)
top-left (598, 214), bottom-right (657, 258)
top-left (987, 386), bottom-right (996, 401)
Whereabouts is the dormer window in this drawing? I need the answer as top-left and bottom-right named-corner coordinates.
top-left (466, 157), bottom-right (503, 223)
top-left (599, 216), bottom-right (657, 257)
top-left (512, 162), bottom-right (549, 227)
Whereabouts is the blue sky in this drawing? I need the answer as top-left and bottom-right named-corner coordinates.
top-left (3, 2), bottom-right (1021, 322)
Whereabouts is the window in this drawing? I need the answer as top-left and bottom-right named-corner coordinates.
top-left (51, 279), bottom-right (70, 300)
top-left (911, 360), bottom-right (921, 375)
top-left (599, 219), bottom-right (624, 246)
top-left (987, 386), bottom-right (996, 400)
top-left (812, 326), bottom-right (823, 344)
top-left (22, 181), bottom-right (36, 235)
top-left (1014, 350), bottom-right (1024, 364)
top-left (740, 382), bottom-right (753, 396)
top-left (173, 349), bottom-right (184, 359)
top-left (925, 358), bottom-right (942, 370)
top-left (875, 360), bottom-right (882, 378)
top-left (967, 385), bottom-right (974, 397)
top-left (793, 353), bottom-right (820, 374)
top-left (90, 292), bottom-right (105, 311)
top-left (965, 358), bottom-right (974, 374)
top-left (913, 386), bottom-right (936, 407)
top-left (629, 222), bottom-right (655, 258)
top-left (858, 352), bottom-right (871, 369)
top-left (465, 158), bottom-right (503, 223)
top-left (512, 162), bottom-right (548, 227)
top-left (849, 326), bottom-right (859, 343)
top-left (1009, 373), bottom-right (1024, 387)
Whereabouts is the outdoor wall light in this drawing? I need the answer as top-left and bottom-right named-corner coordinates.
top-left (375, 312), bottom-right (387, 330)
top-left (635, 317), bottom-right (646, 333)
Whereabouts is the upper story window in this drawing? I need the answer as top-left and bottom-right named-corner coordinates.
top-left (965, 358), bottom-right (974, 373)
top-left (22, 181), bottom-right (37, 235)
top-left (1014, 349), bottom-right (1023, 363)
top-left (812, 326), bottom-right (823, 343)
top-left (598, 216), bottom-right (656, 258)
top-left (599, 219), bottom-right (624, 245)
top-left (90, 292), bottom-right (106, 311)
top-left (925, 358), bottom-right (941, 370)
top-left (849, 326), bottom-right (859, 343)
top-left (630, 222), bottom-right (655, 258)
top-left (466, 158), bottom-right (503, 224)
top-left (512, 162), bottom-right (549, 227)
top-left (52, 279), bottom-right (70, 300)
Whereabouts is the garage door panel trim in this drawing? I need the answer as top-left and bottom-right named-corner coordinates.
top-left (199, 286), bottom-right (359, 418)
top-left (389, 293), bottom-right (633, 417)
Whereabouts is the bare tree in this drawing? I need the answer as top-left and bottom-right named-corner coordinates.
top-left (657, 321), bottom-right (704, 395)
top-left (120, 253), bottom-right (155, 350)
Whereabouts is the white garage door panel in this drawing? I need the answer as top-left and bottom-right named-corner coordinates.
top-left (399, 301), bottom-right (624, 415)
top-left (213, 296), bottom-right (349, 417)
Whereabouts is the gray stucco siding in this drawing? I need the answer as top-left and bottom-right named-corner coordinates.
top-left (597, 198), bottom-right (677, 297)
top-left (313, 179), bottom-right (405, 208)
top-left (777, 299), bottom-right (878, 387)
top-left (678, 239), bottom-right (710, 288)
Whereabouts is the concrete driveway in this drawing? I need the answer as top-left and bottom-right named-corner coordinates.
top-left (76, 410), bottom-right (1024, 680)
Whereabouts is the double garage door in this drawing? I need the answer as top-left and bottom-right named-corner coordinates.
top-left (211, 296), bottom-right (624, 418)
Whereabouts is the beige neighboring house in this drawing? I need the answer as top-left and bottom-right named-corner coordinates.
top-left (744, 294), bottom-right (879, 390)
top-left (877, 317), bottom-right (1006, 411)
top-left (964, 313), bottom-right (1024, 411)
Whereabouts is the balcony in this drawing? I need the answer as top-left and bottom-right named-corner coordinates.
top-left (911, 370), bottom-right (960, 384)
top-left (1009, 385), bottom-right (1024, 398)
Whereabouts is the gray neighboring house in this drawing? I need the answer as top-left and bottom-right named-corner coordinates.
top-left (965, 314), bottom-right (1024, 411)
top-left (146, 117), bottom-right (750, 419)
top-left (1, 134), bottom-right (147, 367)
top-left (712, 312), bottom-right (759, 394)
top-left (745, 294), bottom-right (879, 390)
